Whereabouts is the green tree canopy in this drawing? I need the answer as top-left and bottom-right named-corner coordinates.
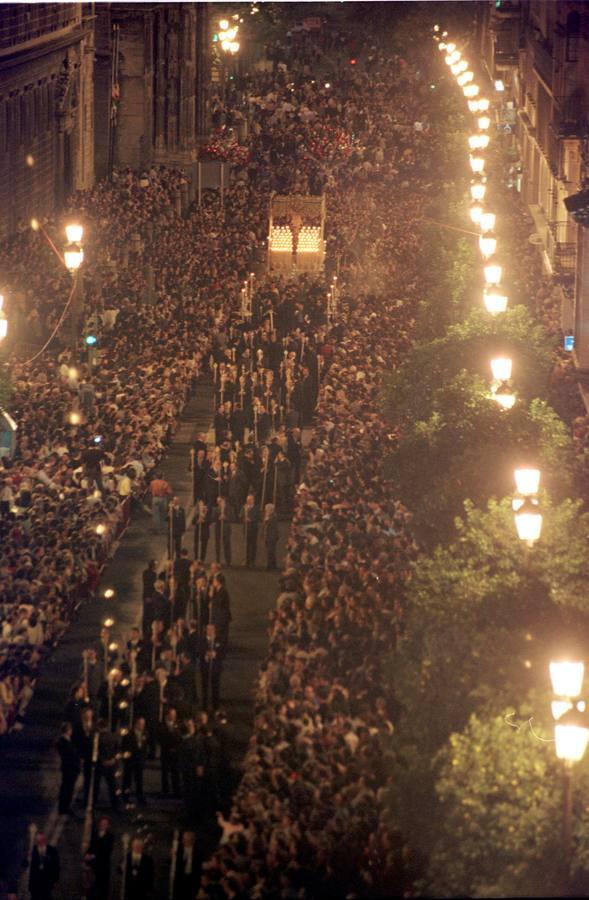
top-left (384, 370), bottom-right (574, 545)
top-left (383, 305), bottom-right (555, 430)
top-left (428, 704), bottom-right (589, 898)
top-left (393, 496), bottom-right (589, 763)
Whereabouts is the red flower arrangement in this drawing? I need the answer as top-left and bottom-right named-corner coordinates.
top-left (199, 128), bottom-right (250, 165)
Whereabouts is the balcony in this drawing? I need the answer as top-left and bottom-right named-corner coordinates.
top-left (547, 221), bottom-right (576, 278)
top-left (553, 91), bottom-right (589, 139)
top-left (532, 38), bottom-right (553, 89)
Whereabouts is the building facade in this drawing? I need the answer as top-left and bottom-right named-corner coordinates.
top-left (0, 2), bottom-right (210, 239)
top-left (477, 0), bottom-right (589, 368)
top-left (0, 3), bottom-right (95, 239)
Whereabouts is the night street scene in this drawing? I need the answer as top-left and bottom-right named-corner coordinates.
top-left (2, 0), bottom-right (589, 897)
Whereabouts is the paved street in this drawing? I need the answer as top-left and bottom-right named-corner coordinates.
top-left (0, 378), bottom-right (287, 898)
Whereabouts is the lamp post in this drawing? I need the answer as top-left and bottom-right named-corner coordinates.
top-left (0, 294), bottom-right (7, 344)
top-left (550, 661), bottom-right (589, 884)
top-left (512, 466), bottom-right (542, 546)
top-left (64, 223), bottom-right (84, 353)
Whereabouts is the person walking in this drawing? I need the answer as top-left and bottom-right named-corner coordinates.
top-left (213, 496), bottom-right (232, 566)
top-left (263, 503), bottom-right (280, 570)
top-left (242, 493), bottom-right (259, 567)
top-left (84, 815), bottom-right (114, 900)
top-left (122, 716), bottom-right (148, 805)
top-left (124, 837), bottom-right (154, 900)
top-left (168, 496), bottom-right (186, 558)
top-left (56, 721), bottom-right (80, 816)
top-left (150, 472), bottom-right (172, 534)
top-left (28, 832), bottom-right (60, 900)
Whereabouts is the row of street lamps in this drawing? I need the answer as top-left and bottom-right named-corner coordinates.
top-left (434, 25), bottom-right (589, 875)
top-left (434, 28), bottom-right (542, 547)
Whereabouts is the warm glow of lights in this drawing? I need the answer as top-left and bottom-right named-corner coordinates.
top-left (555, 722), bottom-right (589, 762)
top-left (469, 202), bottom-right (483, 225)
top-left (470, 180), bottom-right (486, 202)
top-left (514, 497), bottom-right (542, 542)
top-left (457, 71), bottom-right (474, 87)
top-left (64, 244), bottom-right (84, 272)
top-left (477, 98), bottom-right (490, 112)
top-left (96, 523), bottom-right (106, 535)
top-left (490, 357), bottom-right (512, 382)
top-left (104, 588), bottom-right (115, 599)
top-left (470, 154), bottom-right (485, 174)
top-left (478, 115), bottom-right (491, 130)
top-left (479, 233), bottom-right (497, 258)
top-left (103, 617), bottom-right (115, 628)
top-left (68, 411), bottom-right (81, 425)
top-left (550, 661), bottom-right (584, 698)
top-left (484, 260), bottom-right (502, 285)
top-left (514, 468), bottom-right (540, 497)
top-left (493, 388), bottom-right (516, 410)
top-left (464, 84), bottom-right (480, 98)
top-left (219, 18), bottom-right (229, 29)
top-left (483, 289), bottom-right (508, 315)
top-left (552, 700), bottom-right (574, 721)
top-left (479, 211), bottom-right (496, 232)
top-left (65, 223), bottom-right (83, 243)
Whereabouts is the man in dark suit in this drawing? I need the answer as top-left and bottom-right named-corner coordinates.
top-left (84, 815), bottom-right (114, 900)
top-left (213, 496), bottom-right (232, 566)
top-left (92, 719), bottom-right (119, 811)
top-left (124, 837), bottom-right (154, 900)
top-left (172, 831), bottom-right (201, 899)
top-left (193, 501), bottom-right (211, 562)
top-left (168, 496), bottom-right (186, 558)
top-left (122, 716), bottom-right (148, 805)
top-left (242, 493), bottom-right (260, 567)
top-left (159, 707), bottom-right (181, 796)
top-left (29, 832), bottom-right (60, 900)
top-left (173, 549), bottom-right (192, 620)
top-left (56, 721), bottom-right (80, 815)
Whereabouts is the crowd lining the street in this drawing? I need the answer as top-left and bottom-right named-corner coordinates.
top-left (0, 10), bottom-right (584, 900)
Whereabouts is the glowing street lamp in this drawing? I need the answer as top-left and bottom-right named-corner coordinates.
top-left (490, 356), bottom-right (512, 382)
top-left (478, 114), bottom-right (491, 130)
top-left (479, 211), bottom-right (496, 232)
top-left (457, 71), bottom-right (474, 87)
top-left (479, 232), bottom-right (497, 258)
top-left (555, 712), bottom-right (589, 762)
top-left (514, 467), bottom-right (540, 497)
top-left (64, 224), bottom-right (84, 273)
top-left (551, 661), bottom-right (585, 699)
top-left (483, 288), bottom-right (508, 315)
top-left (468, 99), bottom-right (479, 113)
top-left (464, 84), bottom-right (480, 98)
top-left (469, 153), bottom-right (485, 174)
top-left (104, 588), bottom-right (115, 600)
top-left (470, 179), bottom-right (486, 202)
top-left (0, 295), bottom-right (7, 343)
top-left (484, 259), bottom-right (503, 285)
top-left (514, 496), bottom-right (542, 544)
top-left (469, 202), bottom-right (484, 225)
top-left (477, 98), bottom-right (490, 112)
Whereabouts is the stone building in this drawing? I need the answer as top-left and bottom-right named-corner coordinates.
top-left (0, 2), bottom-right (210, 239)
top-left (0, 3), bottom-right (95, 239)
top-left (477, 0), bottom-right (589, 368)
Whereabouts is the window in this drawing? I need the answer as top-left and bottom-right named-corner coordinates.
top-left (566, 11), bottom-right (580, 62)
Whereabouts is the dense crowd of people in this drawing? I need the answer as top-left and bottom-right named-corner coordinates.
top-left (1, 7), bottom-right (583, 900)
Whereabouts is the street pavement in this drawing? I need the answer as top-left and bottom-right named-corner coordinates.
top-left (0, 378), bottom-right (288, 898)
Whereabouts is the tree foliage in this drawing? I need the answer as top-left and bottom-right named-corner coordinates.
top-left (393, 496), bottom-right (589, 762)
top-left (383, 306), bottom-right (555, 430)
top-left (428, 704), bottom-right (589, 897)
top-left (384, 370), bottom-right (575, 545)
